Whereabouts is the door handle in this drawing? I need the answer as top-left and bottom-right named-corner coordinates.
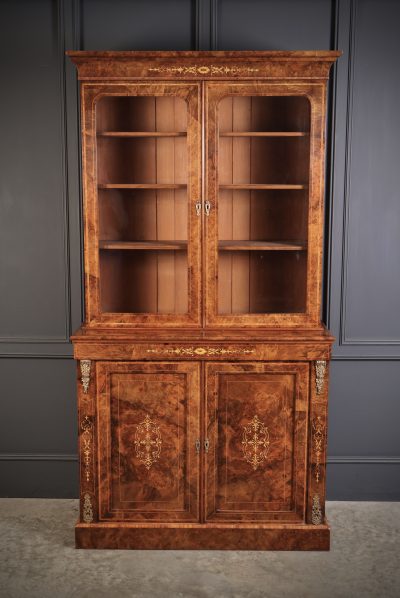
top-left (204, 200), bottom-right (211, 216)
top-left (204, 438), bottom-right (210, 453)
top-left (195, 439), bottom-right (201, 454)
top-left (195, 202), bottom-right (202, 216)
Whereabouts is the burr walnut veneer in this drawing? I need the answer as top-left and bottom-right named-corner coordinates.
top-left (68, 51), bottom-right (339, 550)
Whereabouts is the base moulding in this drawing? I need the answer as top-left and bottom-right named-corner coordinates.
top-left (75, 521), bottom-right (330, 550)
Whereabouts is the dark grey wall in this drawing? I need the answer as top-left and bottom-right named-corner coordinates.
top-left (0, 0), bottom-right (399, 499)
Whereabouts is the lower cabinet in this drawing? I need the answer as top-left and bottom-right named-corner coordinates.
top-left (94, 360), bottom-right (309, 524)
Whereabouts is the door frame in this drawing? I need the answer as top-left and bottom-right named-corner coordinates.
top-left (96, 360), bottom-right (201, 521)
top-left (81, 82), bottom-right (202, 327)
top-left (204, 81), bottom-right (327, 328)
top-left (204, 361), bottom-right (309, 522)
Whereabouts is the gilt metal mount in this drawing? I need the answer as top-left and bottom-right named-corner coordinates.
top-left (315, 360), bottom-right (327, 395)
top-left (80, 360), bottom-right (91, 394)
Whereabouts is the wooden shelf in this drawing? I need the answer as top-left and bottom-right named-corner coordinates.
top-left (98, 184), bottom-right (186, 190)
top-left (219, 240), bottom-right (306, 251)
top-left (219, 184), bottom-right (307, 190)
top-left (97, 131), bottom-right (187, 138)
top-left (220, 131), bottom-right (308, 137)
top-left (99, 240), bottom-right (188, 251)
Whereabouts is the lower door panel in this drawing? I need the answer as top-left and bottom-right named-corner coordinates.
top-left (97, 361), bottom-right (200, 521)
top-left (205, 362), bottom-right (309, 522)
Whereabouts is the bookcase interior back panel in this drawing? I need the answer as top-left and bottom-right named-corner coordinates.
top-left (217, 95), bottom-right (310, 314)
top-left (96, 95), bottom-right (189, 314)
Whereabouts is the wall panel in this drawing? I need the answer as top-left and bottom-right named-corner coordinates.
top-left (217, 0), bottom-right (333, 50)
top-left (328, 361), bottom-right (400, 457)
top-left (0, 358), bottom-right (78, 497)
top-left (0, 0), bottom-right (71, 344)
top-left (81, 0), bottom-right (196, 50)
top-left (329, 0), bottom-right (400, 357)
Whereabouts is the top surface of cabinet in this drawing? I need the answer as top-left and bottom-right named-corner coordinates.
top-left (69, 51), bottom-right (339, 330)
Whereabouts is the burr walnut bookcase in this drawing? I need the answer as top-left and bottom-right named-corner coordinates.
top-left (68, 50), bottom-right (339, 550)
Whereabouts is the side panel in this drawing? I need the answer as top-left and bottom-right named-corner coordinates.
top-left (205, 362), bottom-right (309, 522)
top-left (96, 361), bottom-right (200, 521)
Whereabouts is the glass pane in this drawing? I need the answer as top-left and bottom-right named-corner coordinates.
top-left (96, 95), bottom-right (188, 314)
top-left (217, 95), bottom-right (310, 314)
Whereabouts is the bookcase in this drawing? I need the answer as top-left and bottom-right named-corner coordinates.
top-left (68, 50), bottom-right (339, 550)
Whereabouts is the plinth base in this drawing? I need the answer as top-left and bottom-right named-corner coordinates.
top-left (75, 521), bottom-right (330, 550)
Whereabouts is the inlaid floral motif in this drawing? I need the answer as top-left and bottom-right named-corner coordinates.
top-left (242, 415), bottom-right (270, 471)
top-left (134, 415), bottom-right (162, 470)
top-left (148, 65), bottom-right (259, 76)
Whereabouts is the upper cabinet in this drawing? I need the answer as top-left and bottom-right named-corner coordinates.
top-left (69, 51), bottom-right (339, 329)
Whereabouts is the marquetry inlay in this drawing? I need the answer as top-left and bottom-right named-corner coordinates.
top-left (312, 416), bottom-right (325, 483)
top-left (134, 415), bottom-right (162, 470)
top-left (81, 415), bottom-right (93, 483)
top-left (148, 64), bottom-right (259, 76)
top-left (242, 415), bottom-right (270, 471)
top-left (146, 346), bottom-right (254, 356)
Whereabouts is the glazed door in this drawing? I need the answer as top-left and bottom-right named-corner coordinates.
top-left (204, 82), bottom-right (326, 327)
top-left (204, 362), bottom-right (309, 522)
top-left (97, 362), bottom-right (200, 521)
top-left (81, 83), bottom-right (201, 327)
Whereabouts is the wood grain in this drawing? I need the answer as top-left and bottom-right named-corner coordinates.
top-left (75, 522), bottom-right (330, 550)
top-left (96, 361), bottom-right (200, 522)
top-left (205, 362), bottom-right (308, 522)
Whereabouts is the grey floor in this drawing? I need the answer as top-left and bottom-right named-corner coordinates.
top-left (0, 500), bottom-right (399, 598)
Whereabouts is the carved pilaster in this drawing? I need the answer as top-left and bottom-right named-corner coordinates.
top-left (78, 360), bottom-right (96, 523)
top-left (307, 361), bottom-right (329, 526)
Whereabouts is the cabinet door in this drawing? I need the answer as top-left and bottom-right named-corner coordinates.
top-left (205, 82), bottom-right (326, 327)
top-left (97, 362), bottom-right (200, 521)
top-left (81, 83), bottom-right (201, 327)
top-left (205, 362), bottom-right (309, 522)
